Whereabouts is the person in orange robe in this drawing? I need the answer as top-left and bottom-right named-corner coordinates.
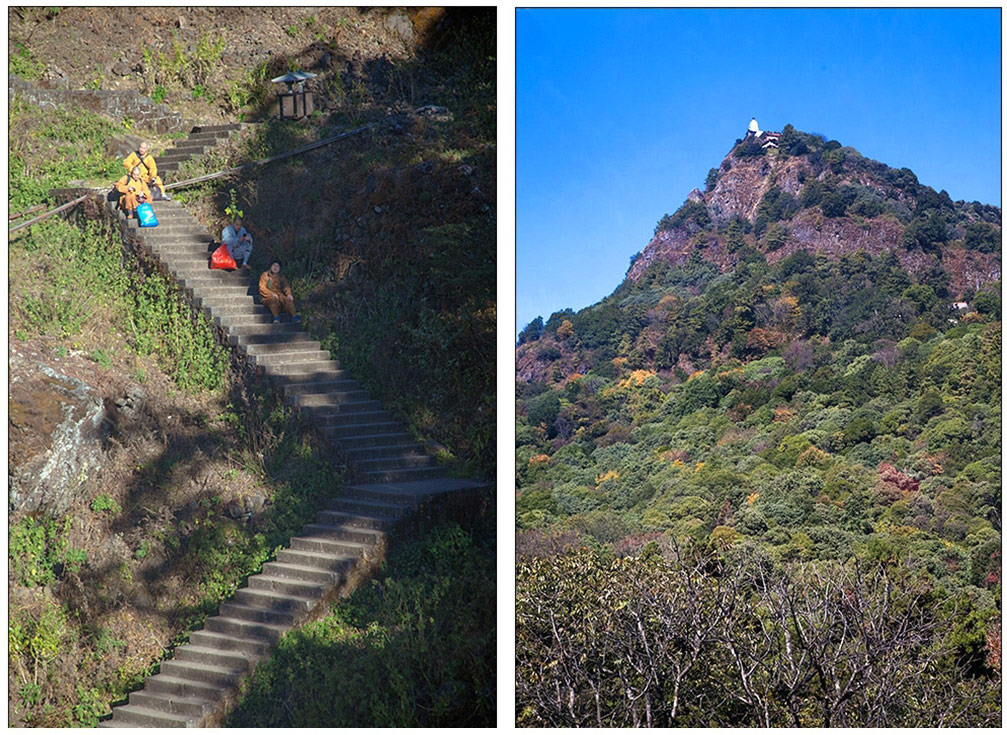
top-left (258, 259), bottom-right (300, 323)
top-left (123, 142), bottom-right (166, 198)
top-left (115, 167), bottom-right (152, 216)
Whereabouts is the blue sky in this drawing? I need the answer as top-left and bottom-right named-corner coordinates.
top-left (516, 7), bottom-right (1002, 338)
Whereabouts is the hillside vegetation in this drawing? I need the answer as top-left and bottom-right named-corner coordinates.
top-left (8, 8), bottom-right (494, 726)
top-left (516, 126), bottom-right (1001, 725)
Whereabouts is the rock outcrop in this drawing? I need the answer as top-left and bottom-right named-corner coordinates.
top-left (9, 352), bottom-right (106, 514)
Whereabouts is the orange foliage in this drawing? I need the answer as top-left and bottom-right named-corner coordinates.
top-left (528, 454), bottom-right (551, 466)
top-left (747, 491), bottom-right (760, 505)
top-left (619, 369), bottom-right (656, 388)
top-left (595, 469), bottom-right (619, 484)
top-left (773, 406), bottom-right (795, 422)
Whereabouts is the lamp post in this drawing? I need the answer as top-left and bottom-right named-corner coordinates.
top-left (272, 70), bottom-right (318, 119)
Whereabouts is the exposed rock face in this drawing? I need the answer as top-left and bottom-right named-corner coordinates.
top-left (626, 144), bottom-right (1001, 296)
top-left (9, 357), bottom-right (106, 514)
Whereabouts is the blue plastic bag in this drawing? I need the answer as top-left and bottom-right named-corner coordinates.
top-left (137, 202), bottom-right (158, 227)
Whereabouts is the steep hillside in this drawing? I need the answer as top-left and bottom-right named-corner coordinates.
top-left (8, 7), bottom-right (494, 727)
top-left (518, 124), bottom-right (1000, 385)
top-left (515, 124), bottom-right (1000, 724)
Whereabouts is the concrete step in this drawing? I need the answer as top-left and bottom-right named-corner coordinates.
top-left (342, 442), bottom-right (426, 461)
top-left (145, 673), bottom-right (224, 701)
top-left (328, 496), bottom-right (414, 518)
top-left (188, 629), bottom-right (272, 658)
top-left (105, 703), bottom-right (190, 728)
top-left (301, 521), bottom-right (385, 546)
top-left (321, 420), bottom-right (403, 440)
top-left (289, 533), bottom-right (374, 558)
top-left (242, 339), bottom-right (321, 356)
top-left (354, 453), bottom-right (437, 472)
top-left (260, 560), bottom-right (343, 585)
top-left (253, 351), bottom-right (332, 369)
top-left (226, 322), bottom-right (304, 339)
top-left (203, 615), bottom-right (288, 642)
top-left (191, 123), bottom-right (241, 133)
top-left (275, 548), bottom-right (359, 573)
top-left (315, 509), bottom-right (398, 532)
top-left (278, 377), bottom-right (360, 397)
top-left (247, 572), bottom-right (327, 598)
top-left (215, 312), bottom-right (285, 328)
top-left (309, 408), bottom-right (395, 428)
top-left (127, 690), bottom-right (215, 719)
top-left (218, 601), bottom-right (297, 626)
top-left (173, 644), bottom-right (254, 673)
top-left (160, 659), bottom-right (244, 688)
top-left (232, 586), bottom-right (317, 614)
top-left (336, 431), bottom-right (415, 450)
top-left (266, 362), bottom-right (346, 378)
top-left (291, 396), bottom-right (379, 413)
top-left (229, 331), bottom-right (313, 348)
top-left (361, 465), bottom-right (447, 484)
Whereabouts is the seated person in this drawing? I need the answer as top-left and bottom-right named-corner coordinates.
top-left (222, 216), bottom-right (253, 270)
top-left (123, 142), bottom-right (167, 199)
top-left (115, 167), bottom-right (152, 217)
top-left (259, 259), bottom-right (300, 323)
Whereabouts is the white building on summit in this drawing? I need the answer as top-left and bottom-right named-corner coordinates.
top-left (745, 117), bottom-right (781, 148)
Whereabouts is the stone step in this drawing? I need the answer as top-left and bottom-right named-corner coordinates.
top-left (309, 408), bottom-right (395, 428)
top-left (342, 442), bottom-right (426, 461)
top-left (105, 703), bottom-right (191, 728)
top-left (173, 644), bottom-right (255, 673)
top-left (354, 453), bottom-right (437, 472)
top-left (253, 351), bottom-right (332, 369)
top-left (226, 322), bottom-right (304, 339)
top-left (188, 629), bottom-right (272, 658)
top-left (328, 496), bottom-right (414, 518)
top-left (315, 509), bottom-right (399, 532)
top-left (361, 465), bottom-right (447, 484)
top-left (291, 395), bottom-right (380, 413)
top-left (145, 673), bottom-right (224, 702)
top-left (247, 572), bottom-right (327, 598)
top-left (191, 123), bottom-right (241, 134)
top-left (301, 521), bottom-right (385, 546)
top-left (229, 331), bottom-right (313, 348)
top-left (341, 485), bottom-right (424, 505)
top-left (260, 559), bottom-right (343, 585)
top-left (218, 601), bottom-right (297, 626)
top-left (321, 420), bottom-right (403, 439)
top-left (127, 690), bottom-right (215, 720)
top-left (289, 533), bottom-right (374, 558)
top-left (242, 339), bottom-right (321, 357)
top-left (216, 312), bottom-right (286, 328)
top-left (275, 548), bottom-right (359, 573)
top-left (278, 377), bottom-right (360, 397)
top-left (266, 361), bottom-right (346, 377)
top-left (335, 431), bottom-right (415, 450)
top-left (204, 614), bottom-right (289, 642)
top-left (232, 586), bottom-right (318, 614)
top-left (160, 659), bottom-right (244, 688)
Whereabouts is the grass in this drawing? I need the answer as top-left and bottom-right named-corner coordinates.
top-left (228, 513), bottom-right (496, 727)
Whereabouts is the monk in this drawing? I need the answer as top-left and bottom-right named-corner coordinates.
top-left (123, 142), bottom-right (167, 199)
top-left (115, 166), bottom-right (152, 216)
top-left (258, 259), bottom-right (300, 323)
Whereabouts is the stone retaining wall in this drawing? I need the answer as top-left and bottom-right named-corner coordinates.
top-left (9, 74), bottom-right (190, 134)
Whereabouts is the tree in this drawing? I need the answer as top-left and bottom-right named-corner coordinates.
top-left (518, 316), bottom-right (544, 345)
top-left (705, 168), bottom-right (719, 191)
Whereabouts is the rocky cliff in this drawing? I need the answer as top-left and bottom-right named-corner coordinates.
top-left (625, 131), bottom-right (1000, 297)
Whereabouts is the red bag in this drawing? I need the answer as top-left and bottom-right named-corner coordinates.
top-left (210, 243), bottom-right (237, 270)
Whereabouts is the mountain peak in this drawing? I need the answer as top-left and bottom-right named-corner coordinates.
top-left (625, 124), bottom-right (1000, 297)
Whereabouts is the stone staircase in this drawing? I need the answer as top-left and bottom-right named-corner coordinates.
top-left (97, 177), bottom-right (487, 726)
top-left (157, 123), bottom-right (242, 182)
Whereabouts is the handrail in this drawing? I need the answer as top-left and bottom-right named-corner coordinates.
top-left (8, 195), bottom-right (90, 235)
top-left (164, 123), bottom-right (374, 191)
top-left (8, 122), bottom-right (374, 235)
top-left (8, 203), bottom-right (48, 221)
